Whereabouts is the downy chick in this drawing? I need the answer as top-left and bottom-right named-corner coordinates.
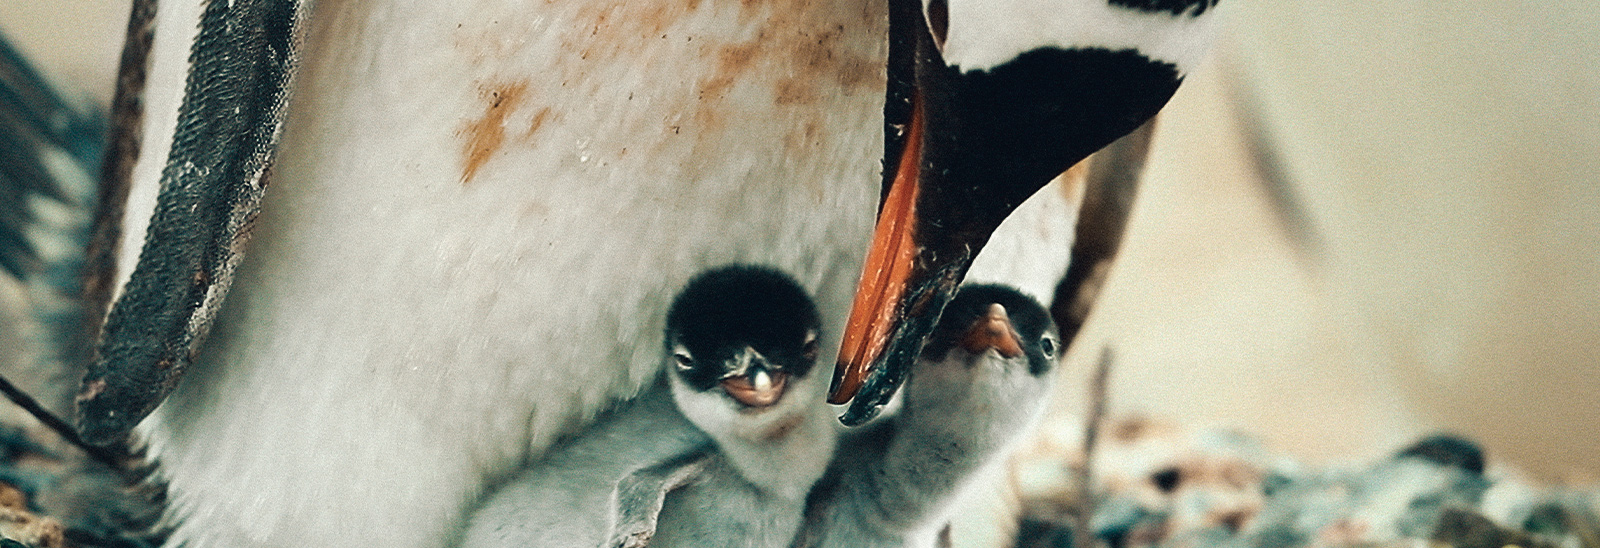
top-left (461, 265), bottom-right (835, 548)
top-left (795, 284), bottom-right (1059, 548)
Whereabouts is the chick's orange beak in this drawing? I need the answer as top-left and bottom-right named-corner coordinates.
top-left (960, 304), bottom-right (1023, 358)
top-left (723, 369), bottom-right (789, 408)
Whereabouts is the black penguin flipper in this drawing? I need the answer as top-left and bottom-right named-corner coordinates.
top-left (77, 0), bottom-right (311, 446)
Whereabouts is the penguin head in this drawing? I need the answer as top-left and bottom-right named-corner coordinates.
top-left (829, 0), bottom-right (1221, 425)
top-left (919, 283), bottom-right (1059, 377)
top-left (664, 266), bottom-right (822, 419)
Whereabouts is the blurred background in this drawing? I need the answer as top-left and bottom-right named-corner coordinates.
top-left (0, 0), bottom-right (1595, 498)
top-left (1076, 0), bottom-right (1600, 481)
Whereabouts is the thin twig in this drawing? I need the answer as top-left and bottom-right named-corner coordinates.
top-left (1045, 116), bottom-right (1151, 548)
top-left (0, 373), bottom-right (131, 470)
top-left (1072, 346), bottom-right (1114, 548)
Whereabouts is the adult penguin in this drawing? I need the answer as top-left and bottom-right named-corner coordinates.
top-left (62, 0), bottom-right (1219, 546)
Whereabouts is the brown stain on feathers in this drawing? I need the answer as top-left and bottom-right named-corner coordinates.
top-left (558, 0), bottom-right (883, 135)
top-left (460, 81), bottom-right (530, 184)
top-left (699, 42), bottom-right (762, 101)
top-left (568, 0), bottom-right (707, 64)
top-left (690, 1), bottom-right (882, 134)
top-left (451, 0), bottom-right (884, 182)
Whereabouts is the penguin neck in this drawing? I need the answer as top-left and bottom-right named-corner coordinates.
top-left (670, 372), bottom-right (838, 501)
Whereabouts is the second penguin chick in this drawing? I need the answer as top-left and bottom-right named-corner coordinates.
top-left (796, 284), bottom-right (1059, 548)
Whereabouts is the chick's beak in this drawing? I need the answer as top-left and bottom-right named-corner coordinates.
top-left (961, 304), bottom-right (1023, 358)
top-left (722, 368), bottom-right (789, 408)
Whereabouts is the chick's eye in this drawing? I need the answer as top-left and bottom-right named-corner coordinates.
top-left (1039, 337), bottom-right (1058, 358)
top-left (673, 351), bottom-right (694, 370)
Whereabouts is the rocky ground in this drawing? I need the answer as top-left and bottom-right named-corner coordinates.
top-left (1009, 416), bottom-right (1599, 548)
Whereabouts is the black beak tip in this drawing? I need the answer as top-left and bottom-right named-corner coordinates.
top-left (836, 276), bottom-right (960, 426)
top-left (836, 330), bottom-right (924, 426)
top-left (839, 393), bottom-right (886, 426)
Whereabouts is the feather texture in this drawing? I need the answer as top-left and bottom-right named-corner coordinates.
top-left (134, 1), bottom-right (885, 546)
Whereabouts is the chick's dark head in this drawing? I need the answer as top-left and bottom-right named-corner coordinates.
top-left (666, 266), bottom-right (821, 402)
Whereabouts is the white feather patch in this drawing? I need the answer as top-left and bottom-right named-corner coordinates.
top-left (933, 0), bottom-right (1221, 75)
